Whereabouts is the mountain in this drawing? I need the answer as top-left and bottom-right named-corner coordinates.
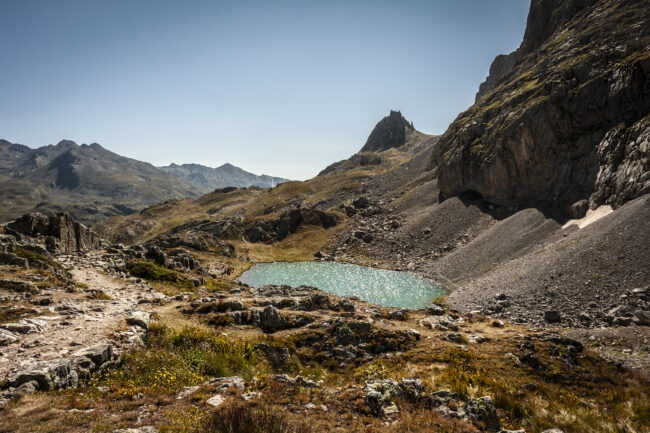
top-left (0, 139), bottom-right (208, 224)
top-left (359, 110), bottom-right (415, 153)
top-left (159, 162), bottom-right (289, 190)
top-left (432, 0), bottom-right (649, 214)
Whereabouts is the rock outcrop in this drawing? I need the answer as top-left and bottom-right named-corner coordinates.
top-left (5, 212), bottom-right (101, 253)
top-left (435, 0), bottom-right (649, 213)
top-left (244, 208), bottom-right (338, 243)
top-left (360, 111), bottom-right (414, 153)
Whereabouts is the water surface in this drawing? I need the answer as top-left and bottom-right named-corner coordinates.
top-left (239, 261), bottom-right (444, 309)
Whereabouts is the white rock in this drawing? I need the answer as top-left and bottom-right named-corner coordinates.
top-left (206, 394), bottom-right (225, 407)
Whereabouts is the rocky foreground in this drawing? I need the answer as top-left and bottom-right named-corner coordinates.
top-left (0, 212), bottom-right (648, 433)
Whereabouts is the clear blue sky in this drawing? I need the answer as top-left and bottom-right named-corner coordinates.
top-left (0, 0), bottom-right (529, 180)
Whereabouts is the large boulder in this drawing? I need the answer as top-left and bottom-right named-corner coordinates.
top-left (259, 305), bottom-right (286, 332)
top-left (5, 212), bottom-right (101, 253)
top-left (466, 396), bottom-right (501, 431)
top-left (5, 358), bottom-right (78, 391)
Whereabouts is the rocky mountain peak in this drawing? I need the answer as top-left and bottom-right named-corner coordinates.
top-left (54, 139), bottom-right (79, 151)
top-left (360, 110), bottom-right (414, 153)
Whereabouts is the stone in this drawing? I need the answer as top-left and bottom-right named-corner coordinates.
top-left (260, 305), bottom-right (285, 332)
top-left (206, 394), bottom-right (225, 407)
top-left (113, 427), bottom-right (158, 433)
top-left (445, 332), bottom-right (464, 343)
top-left (209, 376), bottom-right (245, 393)
top-left (633, 311), bottom-right (650, 326)
top-left (544, 310), bottom-right (562, 323)
top-left (389, 309), bottom-right (408, 321)
top-left (0, 319), bottom-right (44, 335)
top-left (339, 298), bottom-right (355, 312)
top-left (0, 328), bottom-right (21, 345)
top-left (241, 391), bottom-right (261, 401)
top-left (352, 197), bottom-right (370, 209)
top-left (15, 380), bottom-right (39, 395)
top-left (0, 252), bottom-right (28, 267)
top-left (426, 304), bottom-right (444, 316)
top-left (73, 343), bottom-right (114, 367)
top-left (541, 430), bottom-right (564, 433)
top-left (126, 311), bottom-right (153, 330)
top-left (466, 396), bottom-right (501, 431)
top-left (336, 325), bottom-right (355, 346)
top-left (5, 358), bottom-right (78, 391)
top-left (364, 379), bottom-right (399, 416)
top-left (177, 385), bottom-right (200, 399)
top-left (612, 316), bottom-right (633, 327)
top-left (144, 245), bottom-right (168, 267)
top-left (569, 199), bottom-right (589, 219)
top-left (399, 378), bottom-right (425, 402)
top-left (0, 280), bottom-right (38, 293)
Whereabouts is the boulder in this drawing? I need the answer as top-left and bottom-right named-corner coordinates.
top-left (364, 379), bottom-right (399, 416)
top-left (113, 428), bottom-right (158, 433)
top-left (126, 311), bottom-right (153, 330)
top-left (73, 343), bottom-right (114, 368)
top-left (426, 304), bottom-right (445, 316)
top-left (206, 394), bottom-right (225, 407)
top-left (445, 332), bottom-right (464, 343)
top-left (0, 328), bottom-right (21, 345)
top-left (336, 325), bottom-right (355, 346)
top-left (5, 358), bottom-right (78, 391)
top-left (633, 311), bottom-right (650, 326)
top-left (6, 212), bottom-right (100, 253)
top-left (0, 279), bottom-right (38, 293)
top-left (544, 310), bottom-right (562, 323)
top-left (259, 306), bottom-right (285, 332)
top-left (466, 396), bottom-right (501, 431)
top-left (569, 199), bottom-right (589, 219)
top-left (0, 252), bottom-right (29, 267)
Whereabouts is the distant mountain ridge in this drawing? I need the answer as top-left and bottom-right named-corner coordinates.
top-left (0, 139), bottom-right (208, 224)
top-left (159, 162), bottom-right (289, 190)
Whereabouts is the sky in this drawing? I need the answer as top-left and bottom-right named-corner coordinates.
top-left (0, 0), bottom-right (530, 180)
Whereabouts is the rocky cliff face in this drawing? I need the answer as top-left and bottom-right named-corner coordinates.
top-left (476, 0), bottom-right (600, 102)
top-left (360, 111), bottom-right (414, 153)
top-left (434, 0), bottom-right (649, 213)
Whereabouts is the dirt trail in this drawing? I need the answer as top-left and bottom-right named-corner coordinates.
top-left (0, 251), bottom-right (155, 378)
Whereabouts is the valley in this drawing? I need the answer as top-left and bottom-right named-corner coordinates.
top-left (0, 0), bottom-right (648, 432)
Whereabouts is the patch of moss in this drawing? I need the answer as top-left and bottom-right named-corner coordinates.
top-left (13, 247), bottom-right (64, 269)
top-left (126, 259), bottom-right (193, 288)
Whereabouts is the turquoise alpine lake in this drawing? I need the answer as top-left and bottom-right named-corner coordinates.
top-left (238, 261), bottom-right (445, 309)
